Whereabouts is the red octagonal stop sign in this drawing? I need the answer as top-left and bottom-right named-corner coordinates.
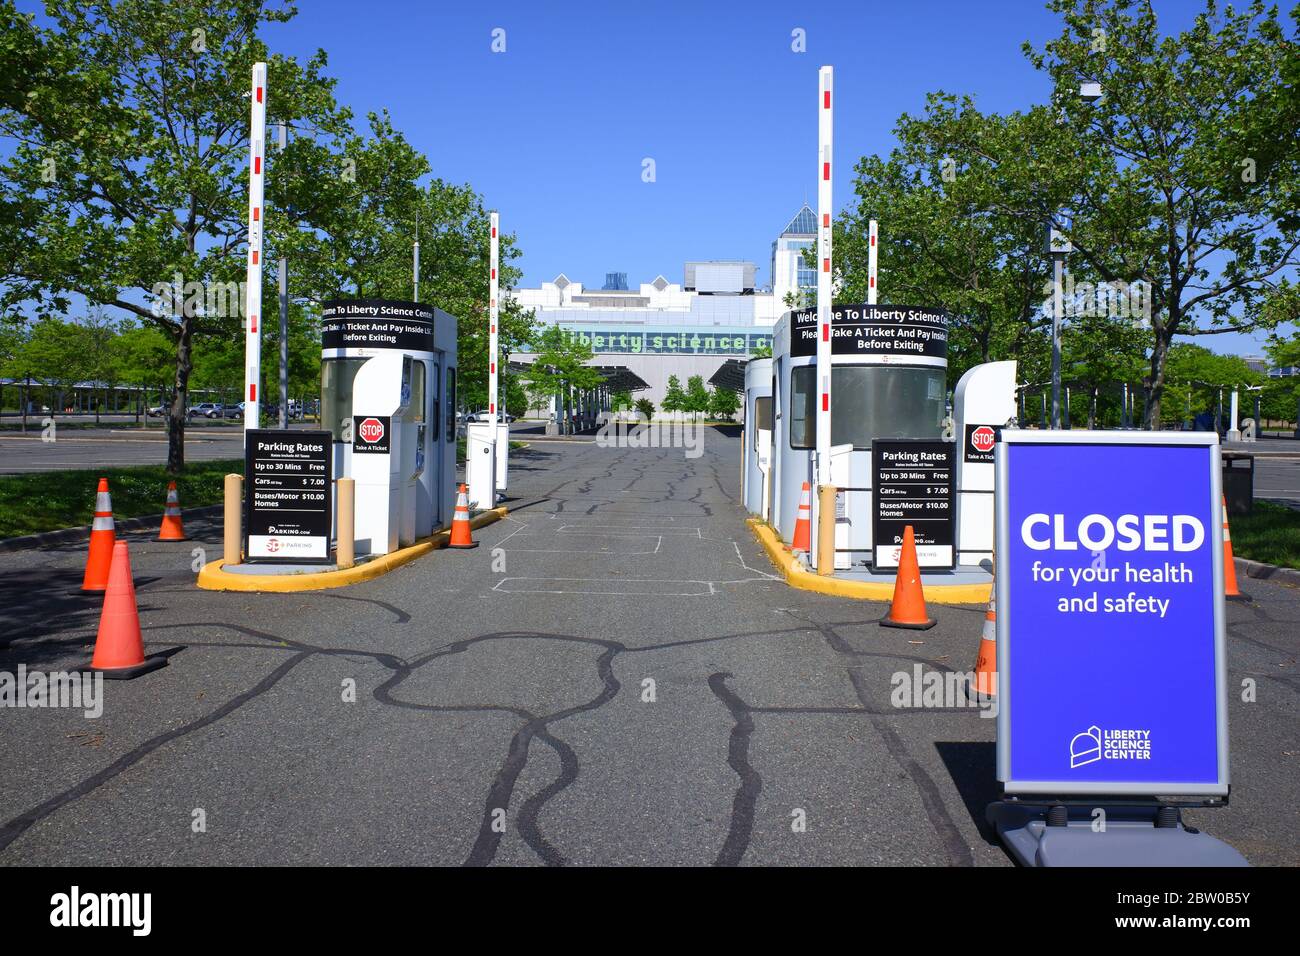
top-left (358, 417), bottom-right (385, 443)
top-left (971, 425), bottom-right (996, 453)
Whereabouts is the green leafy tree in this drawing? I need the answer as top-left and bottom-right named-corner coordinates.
top-left (0, 0), bottom-right (353, 471)
top-left (1160, 343), bottom-right (1262, 426)
top-left (708, 385), bottom-right (739, 421)
top-left (634, 397), bottom-right (655, 421)
top-left (684, 375), bottom-right (710, 421)
top-left (1023, 0), bottom-right (1299, 427)
top-left (523, 326), bottom-right (603, 434)
top-left (662, 375), bottom-right (686, 417)
top-left (837, 97), bottom-right (1064, 386)
top-left (8, 317), bottom-right (94, 415)
top-left (112, 321), bottom-right (173, 423)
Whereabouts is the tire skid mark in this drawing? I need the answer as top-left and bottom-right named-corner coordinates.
top-left (0, 652), bottom-right (309, 853)
top-left (369, 630), bottom-right (623, 867)
top-left (709, 672), bottom-right (760, 866)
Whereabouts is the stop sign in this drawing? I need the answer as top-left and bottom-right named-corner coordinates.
top-left (358, 417), bottom-right (385, 443)
top-left (971, 425), bottom-right (996, 453)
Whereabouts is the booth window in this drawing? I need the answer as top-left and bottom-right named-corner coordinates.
top-left (753, 396), bottom-right (772, 440)
top-left (429, 363), bottom-right (440, 439)
top-left (321, 358), bottom-right (368, 442)
top-left (409, 360), bottom-right (426, 422)
top-left (445, 368), bottom-right (457, 443)
top-left (789, 365), bottom-right (946, 449)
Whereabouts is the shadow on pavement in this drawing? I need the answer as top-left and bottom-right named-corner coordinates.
top-left (935, 740), bottom-right (1002, 847)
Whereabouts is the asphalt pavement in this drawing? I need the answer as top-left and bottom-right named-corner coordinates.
top-left (0, 428), bottom-right (1295, 865)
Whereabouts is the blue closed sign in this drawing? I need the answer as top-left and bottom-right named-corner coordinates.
top-left (996, 433), bottom-right (1229, 796)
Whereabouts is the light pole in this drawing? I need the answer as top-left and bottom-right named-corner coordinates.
top-left (1046, 223), bottom-right (1071, 429)
top-left (1046, 81), bottom-right (1102, 430)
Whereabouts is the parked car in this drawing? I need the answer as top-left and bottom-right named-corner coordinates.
top-left (219, 403), bottom-right (243, 420)
top-left (464, 409), bottom-right (516, 424)
top-left (146, 404), bottom-right (168, 418)
top-left (189, 402), bottom-right (223, 419)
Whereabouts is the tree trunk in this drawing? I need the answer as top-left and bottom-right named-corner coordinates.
top-left (1144, 326), bottom-right (1174, 430)
top-left (167, 317), bottom-right (195, 474)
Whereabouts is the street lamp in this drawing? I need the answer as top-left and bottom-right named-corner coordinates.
top-left (1046, 222), bottom-right (1072, 429)
top-left (1078, 80), bottom-right (1103, 103)
top-left (1046, 80), bottom-right (1102, 430)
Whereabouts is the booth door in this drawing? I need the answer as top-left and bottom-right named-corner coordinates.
top-left (426, 357), bottom-right (442, 531)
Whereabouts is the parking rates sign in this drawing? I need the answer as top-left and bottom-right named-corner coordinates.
top-left (995, 431), bottom-right (1229, 796)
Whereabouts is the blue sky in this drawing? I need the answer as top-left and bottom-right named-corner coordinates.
top-left (267, 0), bottom-right (1086, 290)
top-left (14, 0), bottom-right (1288, 355)
top-left (257, 0), bottom-right (1285, 354)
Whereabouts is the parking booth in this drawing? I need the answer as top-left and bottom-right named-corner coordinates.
top-left (320, 299), bottom-right (459, 557)
top-left (758, 303), bottom-right (1014, 582)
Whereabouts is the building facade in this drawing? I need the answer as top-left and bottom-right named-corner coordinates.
top-left (507, 206), bottom-right (818, 410)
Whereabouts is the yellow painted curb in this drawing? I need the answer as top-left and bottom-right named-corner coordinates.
top-left (747, 518), bottom-right (990, 605)
top-left (197, 506), bottom-right (508, 592)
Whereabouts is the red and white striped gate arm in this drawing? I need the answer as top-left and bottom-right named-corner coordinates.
top-left (815, 65), bottom-right (833, 487)
top-left (489, 211), bottom-right (500, 423)
top-left (868, 218), bottom-right (878, 305)
top-left (243, 61), bottom-right (267, 442)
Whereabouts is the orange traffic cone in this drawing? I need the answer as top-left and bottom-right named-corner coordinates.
top-left (89, 541), bottom-right (167, 679)
top-left (157, 481), bottom-right (188, 541)
top-left (880, 525), bottom-right (936, 630)
top-left (80, 478), bottom-right (116, 592)
top-left (448, 483), bottom-right (479, 549)
top-left (1221, 495), bottom-right (1249, 602)
top-left (966, 569), bottom-right (997, 700)
top-left (791, 481), bottom-right (812, 553)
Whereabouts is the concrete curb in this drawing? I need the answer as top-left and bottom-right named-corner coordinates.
top-left (1235, 556), bottom-right (1300, 588)
top-left (195, 506), bottom-right (508, 593)
top-left (746, 518), bottom-right (991, 605)
top-left (0, 504), bottom-right (223, 553)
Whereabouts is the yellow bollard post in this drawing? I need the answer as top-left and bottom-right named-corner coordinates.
top-left (223, 474), bottom-right (242, 566)
top-left (817, 484), bottom-right (837, 576)
top-left (336, 478), bottom-right (355, 570)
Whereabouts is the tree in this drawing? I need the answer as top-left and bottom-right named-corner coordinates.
top-left (1023, 0), bottom-right (1300, 427)
top-left (1160, 343), bottom-right (1262, 427)
top-left (634, 397), bottom-right (655, 421)
top-left (112, 321), bottom-right (173, 423)
top-left (0, 0), bottom-right (354, 471)
top-left (684, 375), bottom-right (710, 421)
top-left (523, 326), bottom-right (603, 434)
top-left (8, 317), bottom-right (94, 414)
top-left (662, 375), bottom-right (686, 418)
top-left (837, 97), bottom-right (1064, 386)
top-left (709, 386), bottom-right (739, 421)
top-left (610, 389), bottom-right (632, 412)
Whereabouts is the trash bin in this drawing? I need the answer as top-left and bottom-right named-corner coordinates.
top-left (1221, 452), bottom-right (1253, 516)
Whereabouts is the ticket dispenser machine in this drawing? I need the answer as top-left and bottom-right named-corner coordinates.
top-left (320, 299), bottom-right (458, 558)
top-left (465, 421), bottom-right (496, 509)
top-left (350, 353), bottom-right (413, 553)
top-left (952, 360), bottom-right (1017, 568)
top-left (743, 358), bottom-right (773, 520)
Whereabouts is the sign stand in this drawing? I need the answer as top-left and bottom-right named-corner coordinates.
top-left (986, 801), bottom-right (1247, 866)
top-left (990, 430), bottom-right (1248, 867)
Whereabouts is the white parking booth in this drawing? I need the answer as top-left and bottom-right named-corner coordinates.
top-left (320, 299), bottom-right (458, 557)
top-left (759, 303), bottom-right (1014, 582)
